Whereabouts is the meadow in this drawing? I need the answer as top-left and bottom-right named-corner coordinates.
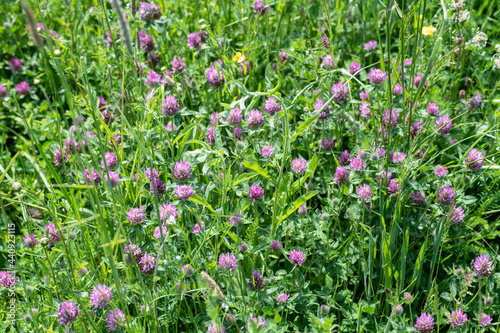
top-left (1, 0), bottom-right (500, 331)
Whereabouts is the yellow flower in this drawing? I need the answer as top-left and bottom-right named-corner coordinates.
top-left (422, 26), bottom-right (437, 37)
top-left (232, 52), bottom-right (246, 63)
top-left (419, 14), bottom-right (423, 20)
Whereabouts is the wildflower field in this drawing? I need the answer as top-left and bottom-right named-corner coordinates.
top-left (1, 0), bottom-right (500, 331)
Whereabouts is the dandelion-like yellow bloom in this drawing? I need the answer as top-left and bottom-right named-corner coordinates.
top-left (232, 52), bottom-right (246, 63)
top-left (422, 26), bottom-right (437, 37)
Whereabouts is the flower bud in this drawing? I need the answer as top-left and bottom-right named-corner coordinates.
top-left (320, 212), bottom-right (329, 221)
top-left (207, 171), bottom-right (214, 179)
top-left (484, 296), bottom-right (493, 306)
top-left (164, 75), bottom-right (175, 86)
top-left (297, 205), bottom-right (307, 216)
top-left (12, 182), bottom-right (22, 192)
top-left (68, 231), bottom-right (77, 240)
top-left (24, 314), bottom-right (32, 322)
top-left (393, 304), bottom-right (404, 316)
top-left (25, 285), bottom-right (35, 295)
top-left (235, 141), bottom-right (245, 150)
top-left (54, 49), bottom-right (61, 56)
top-left (320, 304), bottom-right (329, 314)
top-left (40, 237), bottom-right (50, 247)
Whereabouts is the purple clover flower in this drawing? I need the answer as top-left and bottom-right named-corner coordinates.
top-left (427, 102), bottom-right (440, 116)
top-left (101, 151), bottom-right (118, 169)
top-left (187, 33), bottom-right (203, 49)
top-left (162, 95), bottom-right (179, 116)
top-left (23, 234), bottom-right (38, 248)
top-left (393, 84), bottom-right (403, 95)
top-left (469, 92), bottom-right (483, 110)
top-left (291, 158), bottom-right (307, 175)
top-left (58, 301), bottom-right (79, 325)
top-left (172, 56), bottom-right (186, 72)
top-left (360, 91), bottom-right (369, 100)
top-left (248, 270), bottom-right (265, 291)
top-left (364, 40), bottom-right (377, 51)
top-left (360, 102), bottom-right (371, 118)
top-left (410, 191), bottom-right (426, 205)
top-left (270, 240), bottom-right (282, 252)
top-left (277, 293), bottom-right (290, 303)
top-left (16, 81), bottom-right (30, 96)
top-left (230, 211), bottom-right (242, 225)
top-left (331, 81), bottom-right (349, 103)
top-left (84, 169), bottom-right (101, 185)
top-left (153, 225), bottom-right (168, 239)
top-left (368, 67), bottom-right (388, 85)
top-left (218, 253), bottom-right (238, 272)
top-left (138, 1), bottom-right (162, 22)
top-left (449, 205), bottom-right (464, 224)
top-left (173, 161), bottom-right (191, 181)
top-left (139, 252), bottom-right (156, 274)
top-left (104, 171), bottom-right (120, 188)
top-left (233, 127), bottom-right (246, 140)
top-left (254, 0), bottom-right (270, 15)
top-left (45, 222), bottom-right (60, 246)
top-left (321, 138), bottom-right (335, 150)
top-left (145, 70), bottom-right (166, 86)
top-left (206, 62), bottom-right (225, 88)
top-left (435, 165), bottom-right (448, 177)
top-left (264, 97), bottom-right (281, 116)
top-left (333, 166), bottom-right (349, 185)
top-left (247, 109), bottom-right (264, 128)
top-left (261, 145), bottom-right (274, 158)
top-left (249, 184), bottom-right (264, 202)
top-left (106, 309), bottom-right (126, 332)
top-left (473, 254), bottom-right (493, 278)
top-left (175, 185), bottom-right (195, 200)
top-left (289, 249), bottom-right (305, 266)
top-left (127, 206), bottom-right (147, 224)
top-left (465, 148), bottom-right (484, 171)
top-left (357, 184), bottom-right (371, 201)
top-left (437, 185), bottom-right (455, 205)
top-left (227, 108), bottom-right (243, 125)
top-left (350, 157), bottom-right (366, 172)
top-left (449, 308), bottom-right (468, 328)
top-left (0, 84), bottom-right (7, 98)
top-left (382, 109), bottom-right (399, 129)
top-left (206, 126), bottom-right (215, 145)
top-left (0, 271), bottom-right (16, 288)
top-left (479, 313), bottom-right (492, 327)
top-left (139, 31), bottom-right (155, 52)
top-left (349, 61), bottom-right (361, 75)
top-left (313, 98), bottom-right (331, 121)
top-left (338, 150), bottom-right (351, 166)
top-left (90, 284), bottom-right (113, 309)
top-left (414, 313), bottom-right (434, 333)
top-left (9, 58), bottom-right (23, 73)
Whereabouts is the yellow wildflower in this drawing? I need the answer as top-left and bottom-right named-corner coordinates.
top-left (232, 52), bottom-right (246, 63)
top-left (422, 26), bottom-right (437, 37)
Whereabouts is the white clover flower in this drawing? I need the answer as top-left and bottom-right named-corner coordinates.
top-left (466, 32), bottom-right (488, 49)
top-left (458, 10), bottom-right (469, 23)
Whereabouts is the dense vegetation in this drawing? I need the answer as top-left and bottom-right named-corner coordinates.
top-left (1, 0), bottom-right (500, 331)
